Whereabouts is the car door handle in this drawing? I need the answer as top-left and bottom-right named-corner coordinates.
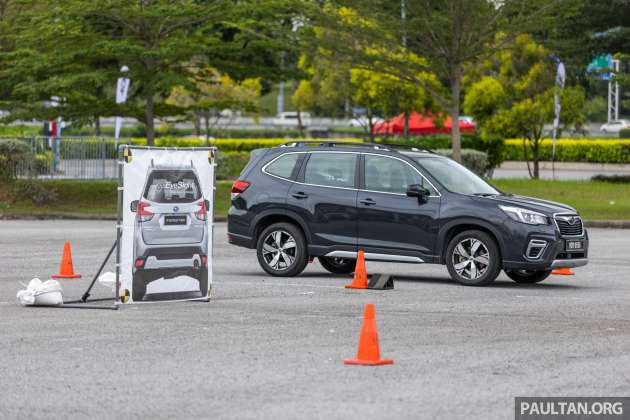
top-left (360, 198), bottom-right (376, 206)
top-left (292, 192), bottom-right (308, 199)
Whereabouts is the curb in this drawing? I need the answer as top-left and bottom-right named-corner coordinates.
top-left (0, 213), bottom-right (227, 222)
top-left (584, 220), bottom-right (630, 229)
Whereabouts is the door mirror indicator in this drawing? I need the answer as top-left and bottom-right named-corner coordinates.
top-left (130, 200), bottom-right (139, 212)
top-left (406, 184), bottom-right (431, 203)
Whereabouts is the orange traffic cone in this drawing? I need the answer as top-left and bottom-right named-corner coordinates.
top-left (344, 304), bottom-right (393, 366)
top-left (345, 250), bottom-right (368, 289)
top-left (51, 241), bottom-right (82, 279)
top-left (552, 267), bottom-right (575, 276)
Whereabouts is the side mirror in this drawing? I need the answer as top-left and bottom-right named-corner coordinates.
top-left (406, 184), bottom-right (431, 203)
top-left (130, 200), bottom-right (138, 212)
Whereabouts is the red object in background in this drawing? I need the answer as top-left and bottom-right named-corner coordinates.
top-left (372, 112), bottom-right (476, 136)
top-left (49, 121), bottom-right (58, 137)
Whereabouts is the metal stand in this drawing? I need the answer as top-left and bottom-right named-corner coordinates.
top-left (60, 237), bottom-right (119, 310)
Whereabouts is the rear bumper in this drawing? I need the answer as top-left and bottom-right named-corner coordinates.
top-left (144, 254), bottom-right (201, 270)
top-left (227, 232), bottom-right (255, 249)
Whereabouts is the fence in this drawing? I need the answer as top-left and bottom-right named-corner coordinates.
top-left (12, 136), bottom-right (119, 179)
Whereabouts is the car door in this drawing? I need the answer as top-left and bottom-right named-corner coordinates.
top-left (357, 153), bottom-right (441, 262)
top-left (286, 151), bottom-right (359, 254)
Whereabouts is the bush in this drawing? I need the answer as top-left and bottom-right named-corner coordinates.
top-left (591, 174), bottom-right (630, 183)
top-left (434, 149), bottom-right (489, 177)
top-left (11, 179), bottom-right (58, 205)
top-left (128, 137), bottom-right (361, 152)
top-left (619, 129), bottom-right (630, 139)
top-left (0, 138), bottom-right (33, 179)
top-left (375, 134), bottom-right (504, 171)
top-left (504, 139), bottom-right (630, 163)
top-left (215, 151), bottom-right (251, 180)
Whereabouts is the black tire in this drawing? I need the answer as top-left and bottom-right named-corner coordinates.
top-left (318, 256), bottom-right (356, 274)
top-left (256, 222), bottom-right (308, 277)
top-left (132, 272), bottom-right (147, 302)
top-left (445, 230), bottom-right (502, 286)
top-left (505, 269), bottom-right (552, 284)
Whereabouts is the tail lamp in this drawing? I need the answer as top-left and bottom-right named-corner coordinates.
top-left (231, 180), bottom-right (250, 200)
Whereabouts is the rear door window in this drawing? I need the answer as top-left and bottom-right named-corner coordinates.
top-left (265, 153), bottom-right (301, 180)
top-left (304, 152), bottom-right (357, 188)
top-left (143, 170), bottom-right (201, 203)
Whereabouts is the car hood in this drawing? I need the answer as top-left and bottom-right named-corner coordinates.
top-left (482, 194), bottom-right (577, 216)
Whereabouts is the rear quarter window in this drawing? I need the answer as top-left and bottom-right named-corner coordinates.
top-left (264, 153), bottom-right (301, 179)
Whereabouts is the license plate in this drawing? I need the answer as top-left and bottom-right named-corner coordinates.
top-left (565, 240), bottom-right (584, 251)
top-left (164, 215), bottom-right (187, 225)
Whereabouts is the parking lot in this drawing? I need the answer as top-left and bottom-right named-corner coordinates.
top-left (1, 220), bottom-right (630, 419)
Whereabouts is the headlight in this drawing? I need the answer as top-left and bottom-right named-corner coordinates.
top-left (499, 205), bottom-right (548, 225)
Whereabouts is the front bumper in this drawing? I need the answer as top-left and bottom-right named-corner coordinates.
top-left (550, 258), bottom-right (588, 269)
top-left (502, 231), bottom-right (589, 271)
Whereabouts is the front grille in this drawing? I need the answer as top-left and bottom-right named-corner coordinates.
top-left (555, 215), bottom-right (584, 237)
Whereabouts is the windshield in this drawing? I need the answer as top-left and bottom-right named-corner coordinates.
top-left (412, 157), bottom-right (499, 195)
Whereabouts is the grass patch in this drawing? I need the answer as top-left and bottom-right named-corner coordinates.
top-left (492, 179), bottom-right (630, 220)
top-left (2, 179), bottom-right (629, 221)
top-left (0, 180), bottom-right (233, 219)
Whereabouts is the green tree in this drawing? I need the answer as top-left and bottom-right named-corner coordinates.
top-left (166, 64), bottom-right (262, 142)
top-left (0, 0), bottom-right (297, 144)
top-left (464, 35), bottom-right (585, 178)
top-left (309, 0), bottom-right (560, 162)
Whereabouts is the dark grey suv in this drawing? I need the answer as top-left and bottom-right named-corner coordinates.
top-left (227, 141), bottom-right (588, 286)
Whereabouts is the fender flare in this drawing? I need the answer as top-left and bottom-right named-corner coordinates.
top-left (437, 218), bottom-right (507, 263)
top-left (249, 208), bottom-right (312, 244)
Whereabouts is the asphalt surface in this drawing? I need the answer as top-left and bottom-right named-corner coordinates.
top-left (1, 221), bottom-right (630, 420)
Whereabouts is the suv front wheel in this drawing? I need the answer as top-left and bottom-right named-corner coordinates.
top-left (445, 230), bottom-right (502, 286)
top-left (256, 222), bottom-right (308, 277)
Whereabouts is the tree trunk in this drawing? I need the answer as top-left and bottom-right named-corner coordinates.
top-left (404, 111), bottom-right (410, 137)
top-left (533, 139), bottom-right (540, 179)
top-left (450, 65), bottom-right (462, 163)
top-left (297, 110), bottom-right (304, 137)
top-left (193, 113), bottom-right (201, 137)
top-left (94, 116), bottom-right (101, 136)
top-left (145, 94), bottom-right (155, 146)
top-left (368, 114), bottom-right (375, 141)
top-left (205, 115), bottom-right (210, 146)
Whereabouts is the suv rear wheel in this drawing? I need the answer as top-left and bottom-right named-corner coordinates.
top-left (318, 256), bottom-right (356, 274)
top-left (256, 222), bottom-right (308, 277)
top-left (505, 269), bottom-right (551, 284)
top-left (446, 230), bottom-right (501, 286)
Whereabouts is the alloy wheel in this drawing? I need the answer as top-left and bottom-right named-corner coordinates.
top-left (452, 238), bottom-right (490, 280)
top-left (262, 230), bottom-right (297, 271)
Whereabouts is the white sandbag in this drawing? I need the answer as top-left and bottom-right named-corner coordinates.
top-left (17, 278), bottom-right (63, 306)
top-left (98, 271), bottom-right (117, 290)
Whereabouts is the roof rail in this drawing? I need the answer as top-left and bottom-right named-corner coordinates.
top-left (280, 140), bottom-right (435, 154)
top-left (376, 143), bottom-right (436, 154)
top-left (280, 140), bottom-right (393, 151)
